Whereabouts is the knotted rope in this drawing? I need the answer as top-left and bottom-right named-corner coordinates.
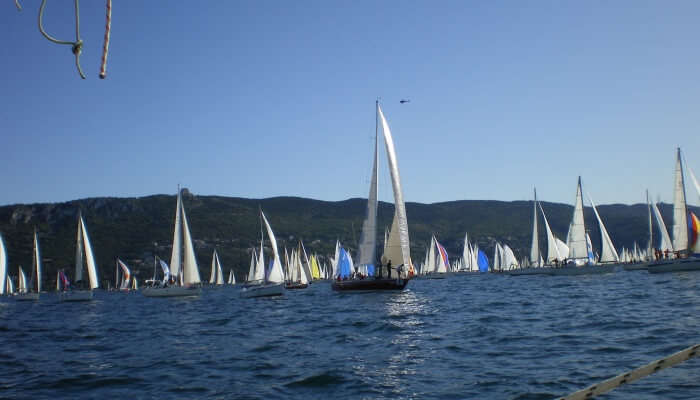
top-left (99, 0), bottom-right (111, 79)
top-left (559, 343), bottom-right (700, 399)
top-left (38, 0), bottom-right (85, 79)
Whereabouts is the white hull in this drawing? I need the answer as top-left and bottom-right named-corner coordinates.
top-left (14, 292), bottom-right (40, 301)
top-left (648, 258), bottom-right (700, 273)
top-left (240, 282), bottom-right (284, 298)
top-left (141, 286), bottom-right (201, 297)
top-left (59, 290), bottom-right (93, 302)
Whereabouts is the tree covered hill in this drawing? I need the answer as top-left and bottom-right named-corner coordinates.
top-left (0, 191), bottom-right (684, 287)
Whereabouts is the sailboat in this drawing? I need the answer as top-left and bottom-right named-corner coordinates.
top-left (548, 177), bottom-right (615, 275)
top-left (240, 210), bottom-right (285, 298)
top-left (115, 258), bottom-right (133, 291)
top-left (332, 101), bottom-right (412, 291)
top-left (59, 212), bottom-right (100, 302)
top-left (649, 148), bottom-right (700, 273)
top-left (624, 190), bottom-right (655, 271)
top-left (285, 242), bottom-right (310, 289)
top-left (15, 231), bottom-right (42, 301)
top-left (507, 188), bottom-right (555, 276)
top-left (227, 268), bottom-right (236, 285)
top-left (209, 249), bottom-right (224, 286)
top-left (142, 188), bottom-right (202, 297)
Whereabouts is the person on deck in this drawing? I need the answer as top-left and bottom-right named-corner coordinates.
top-left (387, 260), bottom-right (392, 279)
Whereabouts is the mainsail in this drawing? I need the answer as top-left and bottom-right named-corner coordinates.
top-left (539, 203), bottom-right (562, 263)
top-left (672, 148), bottom-right (689, 253)
top-left (261, 211), bottom-right (284, 284)
top-left (377, 103), bottom-right (411, 272)
top-left (357, 110), bottom-right (379, 267)
top-left (568, 177), bottom-right (588, 260)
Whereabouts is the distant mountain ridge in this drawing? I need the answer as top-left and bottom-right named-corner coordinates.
top-left (0, 193), bottom-right (689, 287)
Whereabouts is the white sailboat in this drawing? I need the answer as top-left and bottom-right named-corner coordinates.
top-left (549, 177), bottom-right (615, 275)
top-left (332, 101), bottom-right (412, 291)
top-left (59, 212), bottom-right (99, 302)
top-left (241, 210), bottom-right (285, 298)
top-left (227, 269), bottom-right (236, 285)
top-left (649, 148), bottom-right (700, 273)
top-left (209, 249), bottom-right (224, 286)
top-left (15, 231), bottom-right (42, 301)
top-left (142, 188), bottom-right (202, 297)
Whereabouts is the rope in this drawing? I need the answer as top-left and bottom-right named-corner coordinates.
top-left (38, 0), bottom-right (85, 79)
top-left (559, 343), bottom-right (700, 400)
top-left (99, 0), bottom-right (111, 79)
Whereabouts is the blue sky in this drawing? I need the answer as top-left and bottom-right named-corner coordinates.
top-left (3, 1), bottom-right (700, 207)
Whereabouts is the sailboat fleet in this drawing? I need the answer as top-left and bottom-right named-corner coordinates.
top-left (1, 106), bottom-right (699, 302)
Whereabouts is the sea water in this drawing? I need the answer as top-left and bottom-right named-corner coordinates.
top-left (1, 270), bottom-right (700, 399)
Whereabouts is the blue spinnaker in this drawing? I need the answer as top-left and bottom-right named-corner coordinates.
top-left (338, 248), bottom-right (351, 279)
top-left (477, 250), bottom-right (489, 272)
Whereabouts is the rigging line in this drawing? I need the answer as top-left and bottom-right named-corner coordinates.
top-left (15, 0), bottom-right (21, 11)
top-left (559, 343), bottom-right (700, 400)
top-left (99, 0), bottom-right (111, 79)
top-left (38, 0), bottom-right (85, 79)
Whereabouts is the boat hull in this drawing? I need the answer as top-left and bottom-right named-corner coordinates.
top-left (141, 286), bottom-right (202, 297)
top-left (331, 278), bottom-right (409, 292)
top-left (506, 267), bottom-right (555, 276)
top-left (622, 262), bottom-right (650, 271)
top-left (547, 264), bottom-right (616, 276)
top-left (284, 282), bottom-right (308, 289)
top-left (15, 292), bottom-right (40, 301)
top-left (59, 290), bottom-right (93, 302)
top-left (648, 258), bottom-right (700, 273)
top-left (240, 283), bottom-right (284, 298)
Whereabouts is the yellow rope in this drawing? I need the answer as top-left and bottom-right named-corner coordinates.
top-left (38, 0), bottom-right (85, 79)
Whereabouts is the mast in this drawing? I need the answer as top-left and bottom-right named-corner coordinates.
top-left (647, 190), bottom-right (653, 259)
top-left (530, 187), bottom-right (540, 266)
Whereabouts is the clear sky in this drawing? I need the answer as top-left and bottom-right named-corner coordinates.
top-left (3, 1), bottom-right (700, 207)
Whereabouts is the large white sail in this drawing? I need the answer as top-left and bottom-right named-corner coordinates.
top-left (212, 250), bottom-right (224, 285)
top-left (0, 233), bottom-right (6, 295)
top-left (261, 211), bottom-right (284, 284)
top-left (75, 215), bottom-right (84, 283)
top-left (180, 200), bottom-right (201, 285)
top-left (427, 236), bottom-right (436, 273)
top-left (588, 194), bottom-right (619, 263)
top-left (377, 104), bottom-right (411, 272)
top-left (503, 245), bottom-right (519, 270)
top-left (18, 266), bottom-right (27, 293)
top-left (539, 203), bottom-right (562, 263)
top-left (672, 148), bottom-right (689, 252)
top-left (652, 202), bottom-right (674, 252)
top-left (169, 189), bottom-right (183, 279)
top-left (80, 216), bottom-right (99, 289)
top-left (646, 190), bottom-right (654, 259)
top-left (255, 242), bottom-right (265, 281)
top-left (357, 117), bottom-right (379, 267)
top-left (530, 188), bottom-right (540, 266)
top-left (247, 249), bottom-right (256, 282)
top-left (462, 233), bottom-right (471, 271)
top-left (34, 231), bottom-right (41, 293)
top-left (568, 177), bottom-right (588, 260)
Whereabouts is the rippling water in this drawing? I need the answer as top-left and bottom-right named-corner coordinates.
top-left (2, 270), bottom-right (700, 399)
